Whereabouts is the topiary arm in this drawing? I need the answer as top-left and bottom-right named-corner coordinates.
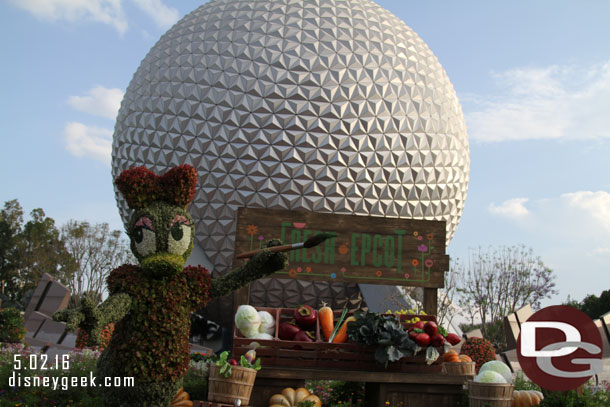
top-left (54, 293), bottom-right (131, 346)
top-left (210, 246), bottom-right (288, 299)
top-left (86, 293), bottom-right (132, 346)
top-left (53, 308), bottom-right (85, 332)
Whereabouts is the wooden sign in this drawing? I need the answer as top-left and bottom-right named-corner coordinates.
top-left (233, 207), bottom-right (449, 288)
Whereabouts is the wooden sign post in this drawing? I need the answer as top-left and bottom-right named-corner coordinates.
top-left (233, 207), bottom-right (449, 315)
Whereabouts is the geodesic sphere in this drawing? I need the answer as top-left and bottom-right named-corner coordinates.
top-left (112, 0), bottom-right (469, 289)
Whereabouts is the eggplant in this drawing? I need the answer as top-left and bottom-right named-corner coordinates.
top-left (278, 321), bottom-right (301, 340)
top-left (293, 330), bottom-right (315, 342)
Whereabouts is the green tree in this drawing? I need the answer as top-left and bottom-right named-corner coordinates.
top-left (454, 245), bottom-right (557, 339)
top-left (0, 199), bottom-right (24, 302)
top-left (575, 290), bottom-right (610, 320)
top-left (0, 199), bottom-right (76, 305)
top-left (61, 220), bottom-right (134, 304)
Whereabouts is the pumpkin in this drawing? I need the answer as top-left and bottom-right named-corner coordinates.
top-left (512, 390), bottom-right (544, 407)
top-left (270, 388), bottom-right (320, 406)
top-left (281, 387), bottom-right (296, 405)
top-left (295, 387), bottom-right (311, 403)
top-left (302, 394), bottom-right (322, 407)
top-left (170, 387), bottom-right (193, 407)
top-left (443, 350), bottom-right (459, 362)
top-left (459, 354), bottom-right (473, 363)
top-left (269, 393), bottom-right (291, 406)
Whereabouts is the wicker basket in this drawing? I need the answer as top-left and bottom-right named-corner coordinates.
top-left (207, 364), bottom-right (257, 405)
top-left (443, 361), bottom-right (475, 376)
top-left (468, 381), bottom-right (514, 407)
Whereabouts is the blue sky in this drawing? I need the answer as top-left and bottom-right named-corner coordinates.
top-left (2, 0), bottom-right (610, 308)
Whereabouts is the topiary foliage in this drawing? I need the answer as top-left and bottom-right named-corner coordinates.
top-left (460, 337), bottom-right (497, 372)
top-left (56, 164), bottom-right (287, 407)
top-left (76, 323), bottom-right (114, 351)
top-left (0, 307), bottom-right (26, 344)
top-left (114, 165), bottom-right (197, 210)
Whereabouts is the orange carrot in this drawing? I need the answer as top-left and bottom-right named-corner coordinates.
top-left (319, 303), bottom-right (334, 341)
top-left (332, 316), bottom-right (356, 343)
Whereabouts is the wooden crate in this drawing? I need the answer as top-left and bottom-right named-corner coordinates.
top-left (233, 307), bottom-right (443, 373)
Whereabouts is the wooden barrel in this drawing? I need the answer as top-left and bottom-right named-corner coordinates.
top-left (207, 364), bottom-right (257, 405)
top-left (443, 361), bottom-right (476, 376)
top-left (468, 381), bottom-right (514, 407)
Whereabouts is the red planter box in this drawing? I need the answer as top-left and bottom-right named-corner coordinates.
top-left (232, 307), bottom-right (443, 373)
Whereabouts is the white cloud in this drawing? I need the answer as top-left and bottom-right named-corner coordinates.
top-left (9, 0), bottom-right (128, 34)
top-left (68, 86), bottom-right (124, 120)
top-left (561, 191), bottom-right (610, 233)
top-left (8, 0), bottom-right (179, 33)
top-left (488, 197), bottom-right (530, 219)
top-left (64, 122), bottom-right (112, 165)
top-left (133, 0), bottom-right (179, 28)
top-left (466, 61), bottom-right (610, 142)
top-left (591, 247), bottom-right (610, 256)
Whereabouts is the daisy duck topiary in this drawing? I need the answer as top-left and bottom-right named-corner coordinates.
top-left (55, 164), bottom-right (287, 407)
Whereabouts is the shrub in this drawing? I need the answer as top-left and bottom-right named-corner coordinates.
top-left (539, 387), bottom-right (610, 407)
top-left (0, 308), bottom-right (26, 344)
top-left (514, 371), bottom-right (542, 391)
top-left (460, 337), bottom-right (496, 372)
top-left (305, 380), bottom-right (365, 407)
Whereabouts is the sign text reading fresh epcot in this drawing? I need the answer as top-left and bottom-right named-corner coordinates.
top-left (233, 207), bottom-right (448, 288)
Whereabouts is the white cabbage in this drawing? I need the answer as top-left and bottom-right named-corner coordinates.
top-left (251, 332), bottom-right (274, 340)
top-left (474, 370), bottom-right (507, 384)
top-left (479, 360), bottom-right (513, 384)
top-left (257, 310), bottom-right (276, 335)
top-left (235, 305), bottom-right (261, 337)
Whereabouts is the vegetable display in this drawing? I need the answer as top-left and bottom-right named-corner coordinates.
top-left (512, 390), bottom-right (544, 407)
top-left (387, 309), bottom-right (462, 349)
top-left (332, 315), bottom-right (356, 343)
top-left (346, 311), bottom-right (418, 367)
top-left (279, 321), bottom-right (301, 340)
top-left (473, 360), bottom-right (512, 384)
top-left (235, 304), bottom-right (262, 338)
top-left (268, 387), bottom-right (321, 407)
top-left (442, 350), bottom-right (461, 363)
top-left (318, 303), bottom-right (334, 341)
top-left (258, 310), bottom-right (276, 335)
top-left (293, 305), bottom-right (317, 328)
top-left (234, 305), bottom-right (464, 373)
top-left (215, 350), bottom-right (261, 378)
top-left (170, 387), bottom-right (193, 407)
top-left (479, 360), bottom-right (513, 383)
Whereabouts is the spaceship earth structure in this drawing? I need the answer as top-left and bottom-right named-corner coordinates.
top-left (112, 0), bottom-right (470, 321)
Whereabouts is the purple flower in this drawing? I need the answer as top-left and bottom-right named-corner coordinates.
top-left (417, 244), bottom-right (428, 252)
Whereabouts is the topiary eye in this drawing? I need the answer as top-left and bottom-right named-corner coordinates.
top-left (133, 217), bottom-right (156, 257)
top-left (170, 223), bottom-right (183, 241)
top-left (134, 227), bottom-right (156, 257)
top-left (134, 227), bottom-right (144, 243)
top-left (168, 216), bottom-right (192, 255)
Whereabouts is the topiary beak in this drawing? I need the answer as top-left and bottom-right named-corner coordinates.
top-left (141, 253), bottom-right (185, 277)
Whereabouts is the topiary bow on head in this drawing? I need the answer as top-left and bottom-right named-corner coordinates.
top-left (54, 164), bottom-right (288, 407)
